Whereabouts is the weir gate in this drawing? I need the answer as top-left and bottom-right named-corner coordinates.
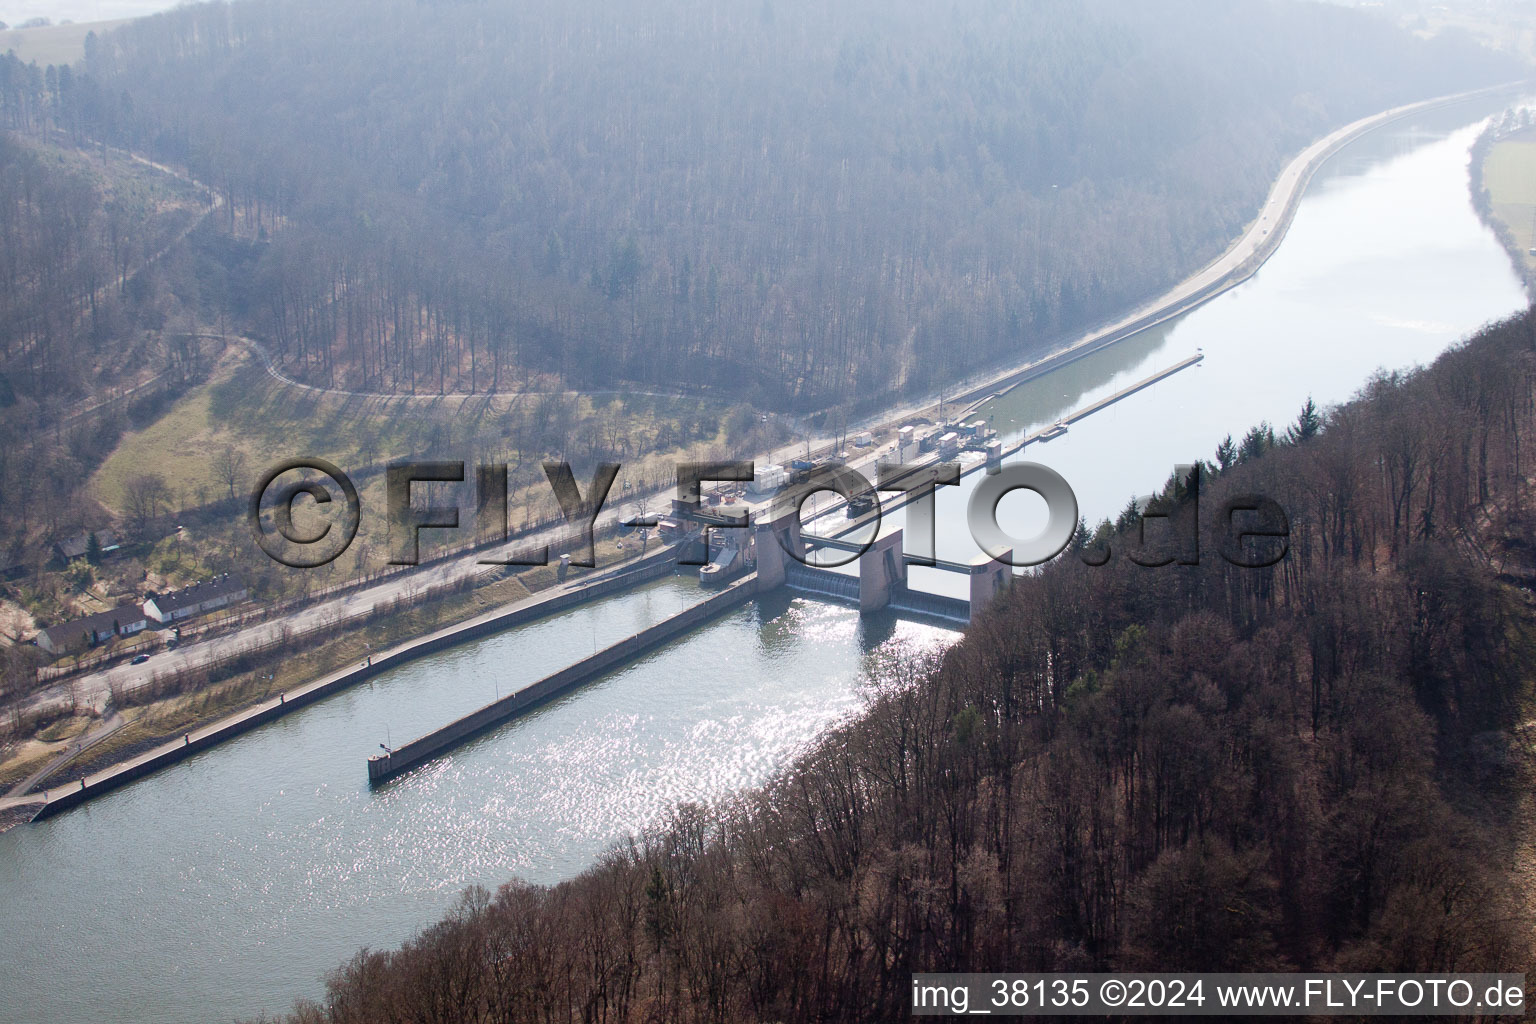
top-left (752, 507), bottom-right (1008, 625)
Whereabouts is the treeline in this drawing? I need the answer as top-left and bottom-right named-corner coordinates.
top-left (257, 304), bottom-right (1536, 1023)
top-left (80, 0), bottom-right (1516, 407)
top-left (0, 130), bottom-right (121, 386)
top-left (0, 129), bottom-right (207, 398)
top-left (1471, 110), bottom-right (1536, 292)
top-left (0, 46), bottom-right (127, 142)
top-left (0, 130), bottom-right (221, 579)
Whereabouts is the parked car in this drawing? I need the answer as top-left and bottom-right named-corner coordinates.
top-left (131, 653), bottom-right (151, 665)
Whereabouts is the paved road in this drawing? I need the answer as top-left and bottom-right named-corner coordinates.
top-left (26, 83), bottom-right (1516, 716)
top-left (4, 710), bottom-right (126, 799)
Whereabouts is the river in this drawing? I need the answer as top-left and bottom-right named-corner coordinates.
top-left (912, 94), bottom-right (1531, 593)
top-left (0, 94), bottom-right (1529, 1024)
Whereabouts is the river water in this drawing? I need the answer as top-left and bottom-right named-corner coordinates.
top-left (0, 578), bottom-right (958, 1023)
top-left (0, 95), bottom-right (1529, 1024)
top-left (911, 95), bottom-right (1531, 594)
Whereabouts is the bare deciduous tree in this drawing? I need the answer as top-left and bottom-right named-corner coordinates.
top-left (123, 473), bottom-right (170, 533)
top-left (212, 445), bottom-right (247, 502)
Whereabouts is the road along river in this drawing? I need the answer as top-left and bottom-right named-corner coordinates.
top-left (0, 92), bottom-right (1529, 1024)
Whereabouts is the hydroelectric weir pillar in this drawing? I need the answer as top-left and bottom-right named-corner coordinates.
top-left (752, 506), bottom-right (804, 592)
top-left (969, 548), bottom-right (1012, 619)
top-left (859, 523), bottom-right (906, 613)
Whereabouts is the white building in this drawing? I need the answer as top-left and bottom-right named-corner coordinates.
top-left (747, 464), bottom-right (788, 496)
top-left (143, 575), bottom-right (249, 625)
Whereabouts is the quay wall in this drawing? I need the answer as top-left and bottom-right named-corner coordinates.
top-left (32, 550), bottom-right (680, 821)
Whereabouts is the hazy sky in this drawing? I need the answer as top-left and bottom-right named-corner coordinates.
top-left (2, 0), bottom-right (174, 25)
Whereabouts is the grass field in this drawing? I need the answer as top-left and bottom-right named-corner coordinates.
top-left (92, 347), bottom-right (732, 508)
top-left (1483, 129), bottom-right (1536, 283)
top-left (88, 345), bottom-right (745, 592)
top-left (0, 18), bottom-right (128, 65)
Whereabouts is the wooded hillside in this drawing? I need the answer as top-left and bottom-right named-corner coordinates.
top-left (261, 304), bottom-right (1536, 1022)
top-left (58, 0), bottom-right (1519, 407)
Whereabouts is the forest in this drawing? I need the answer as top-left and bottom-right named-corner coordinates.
top-left (256, 304), bottom-right (1536, 1022)
top-left (15, 0), bottom-right (1514, 409)
top-left (0, 0), bottom-right (1517, 641)
top-left (0, 127), bottom-right (214, 549)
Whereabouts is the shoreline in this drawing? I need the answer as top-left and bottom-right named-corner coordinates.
top-left (0, 548), bottom-right (681, 829)
top-left (1471, 119), bottom-right (1536, 297)
top-left (2, 82), bottom-right (1521, 830)
top-left (26, 81), bottom-right (1518, 719)
top-left (929, 80), bottom-right (1530, 421)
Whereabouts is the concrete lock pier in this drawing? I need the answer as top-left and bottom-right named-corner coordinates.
top-left (13, 507), bottom-right (1010, 809)
top-left (367, 576), bottom-right (758, 784)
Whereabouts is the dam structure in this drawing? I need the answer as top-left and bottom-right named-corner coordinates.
top-left (10, 350), bottom-right (1209, 813)
top-left (364, 353), bottom-right (1217, 787)
top-left (366, 504), bottom-right (1012, 784)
